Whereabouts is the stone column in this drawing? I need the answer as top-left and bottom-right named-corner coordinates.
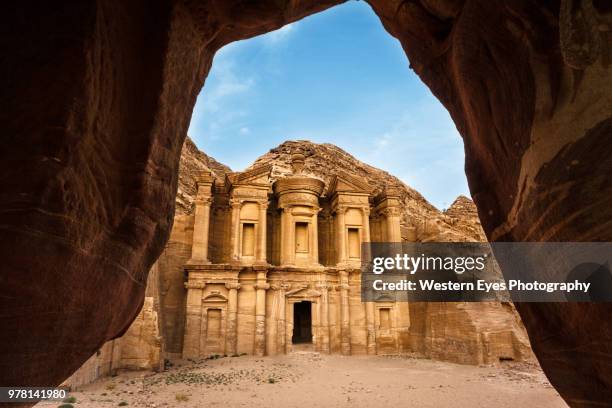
top-left (361, 207), bottom-right (371, 243)
top-left (182, 280), bottom-right (205, 359)
top-left (336, 206), bottom-right (347, 265)
top-left (280, 206), bottom-right (294, 265)
top-left (361, 207), bottom-right (371, 261)
top-left (339, 270), bottom-right (351, 355)
top-left (272, 283), bottom-right (290, 354)
top-left (316, 282), bottom-right (330, 354)
top-left (229, 200), bottom-right (241, 262)
top-left (225, 282), bottom-right (240, 356)
top-left (254, 269), bottom-right (269, 356)
top-left (386, 207), bottom-right (402, 242)
top-left (285, 300), bottom-right (293, 353)
top-left (311, 209), bottom-right (320, 265)
top-left (365, 302), bottom-right (376, 355)
top-left (191, 197), bottom-right (212, 262)
top-left (257, 201), bottom-right (268, 263)
top-left (190, 172), bottom-right (213, 263)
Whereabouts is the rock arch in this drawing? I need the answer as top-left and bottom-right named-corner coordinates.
top-left (1, 1), bottom-right (611, 406)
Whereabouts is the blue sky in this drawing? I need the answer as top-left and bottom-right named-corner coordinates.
top-left (187, 0), bottom-right (469, 210)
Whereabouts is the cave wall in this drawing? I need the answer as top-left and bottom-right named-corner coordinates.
top-left (1, 1), bottom-right (611, 407)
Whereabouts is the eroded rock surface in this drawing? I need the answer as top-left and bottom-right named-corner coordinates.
top-left (1, 1), bottom-right (611, 407)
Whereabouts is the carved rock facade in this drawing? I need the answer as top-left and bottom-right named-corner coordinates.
top-left (178, 154), bottom-right (530, 362)
top-left (2, 1), bottom-right (612, 407)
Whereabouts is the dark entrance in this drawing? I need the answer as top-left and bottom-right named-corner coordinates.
top-left (292, 301), bottom-right (312, 344)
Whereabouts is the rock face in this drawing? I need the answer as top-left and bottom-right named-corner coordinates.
top-left (176, 137), bottom-right (231, 215)
top-left (156, 137), bottom-right (231, 357)
top-left (157, 139), bottom-right (530, 365)
top-left (1, 1), bottom-right (611, 407)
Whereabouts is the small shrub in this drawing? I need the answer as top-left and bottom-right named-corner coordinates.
top-left (57, 404), bottom-right (73, 408)
top-left (105, 384), bottom-right (116, 391)
top-left (175, 393), bottom-right (189, 402)
top-left (267, 377), bottom-right (276, 384)
top-left (118, 402), bottom-right (128, 406)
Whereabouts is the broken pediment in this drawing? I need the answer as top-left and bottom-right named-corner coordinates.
top-left (328, 171), bottom-right (373, 196)
top-left (226, 164), bottom-right (273, 187)
top-left (286, 285), bottom-right (321, 298)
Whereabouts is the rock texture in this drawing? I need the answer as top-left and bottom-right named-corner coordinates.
top-left (249, 140), bottom-right (486, 243)
top-left (176, 137), bottom-right (231, 215)
top-left (1, 1), bottom-right (611, 407)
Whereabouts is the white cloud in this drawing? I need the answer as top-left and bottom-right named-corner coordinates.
top-left (239, 127), bottom-right (250, 135)
top-left (374, 133), bottom-right (392, 152)
top-left (203, 53), bottom-right (255, 112)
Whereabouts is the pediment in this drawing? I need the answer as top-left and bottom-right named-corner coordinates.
top-left (328, 171), bottom-right (372, 195)
top-left (286, 285), bottom-right (321, 298)
top-left (227, 164), bottom-right (272, 186)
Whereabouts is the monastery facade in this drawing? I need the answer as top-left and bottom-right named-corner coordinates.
top-left (182, 152), bottom-right (408, 358)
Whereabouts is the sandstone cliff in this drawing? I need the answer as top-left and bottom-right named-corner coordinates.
top-left (176, 137), bottom-right (232, 215)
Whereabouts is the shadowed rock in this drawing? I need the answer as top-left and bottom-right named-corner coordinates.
top-left (1, 1), bottom-right (611, 406)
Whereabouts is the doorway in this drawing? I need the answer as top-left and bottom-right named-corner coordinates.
top-left (292, 301), bottom-right (312, 344)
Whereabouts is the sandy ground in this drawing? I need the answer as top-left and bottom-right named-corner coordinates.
top-left (39, 352), bottom-right (567, 408)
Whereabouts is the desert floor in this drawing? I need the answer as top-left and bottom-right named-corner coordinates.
top-left (39, 351), bottom-right (567, 408)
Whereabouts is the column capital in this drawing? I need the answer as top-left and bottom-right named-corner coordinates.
top-left (229, 198), bottom-right (242, 209)
top-left (225, 282), bottom-right (241, 290)
top-left (335, 204), bottom-right (348, 214)
top-left (271, 282), bottom-right (291, 291)
top-left (255, 283), bottom-right (270, 291)
top-left (315, 282), bottom-right (330, 291)
top-left (381, 206), bottom-right (401, 217)
top-left (195, 195), bottom-right (213, 206)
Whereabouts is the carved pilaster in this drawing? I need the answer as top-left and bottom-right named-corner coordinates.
top-left (257, 201), bottom-right (268, 263)
top-left (190, 175), bottom-right (213, 263)
top-left (182, 278), bottom-right (206, 358)
top-left (279, 205), bottom-right (294, 265)
top-left (271, 283), bottom-right (290, 354)
top-left (225, 282), bottom-right (240, 356)
top-left (336, 205), bottom-right (347, 265)
top-left (339, 270), bottom-right (351, 355)
top-left (316, 282), bottom-right (331, 354)
top-left (229, 199), bottom-right (241, 262)
top-left (254, 272), bottom-right (269, 356)
top-left (365, 301), bottom-right (376, 355)
top-left (361, 206), bottom-right (371, 262)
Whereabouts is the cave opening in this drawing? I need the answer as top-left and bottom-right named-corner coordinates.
top-left (188, 0), bottom-right (471, 212)
top-left (5, 0), bottom-right (611, 405)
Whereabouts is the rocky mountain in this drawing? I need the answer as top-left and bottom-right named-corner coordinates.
top-left (177, 139), bottom-right (486, 242)
top-left (175, 137), bottom-right (232, 214)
